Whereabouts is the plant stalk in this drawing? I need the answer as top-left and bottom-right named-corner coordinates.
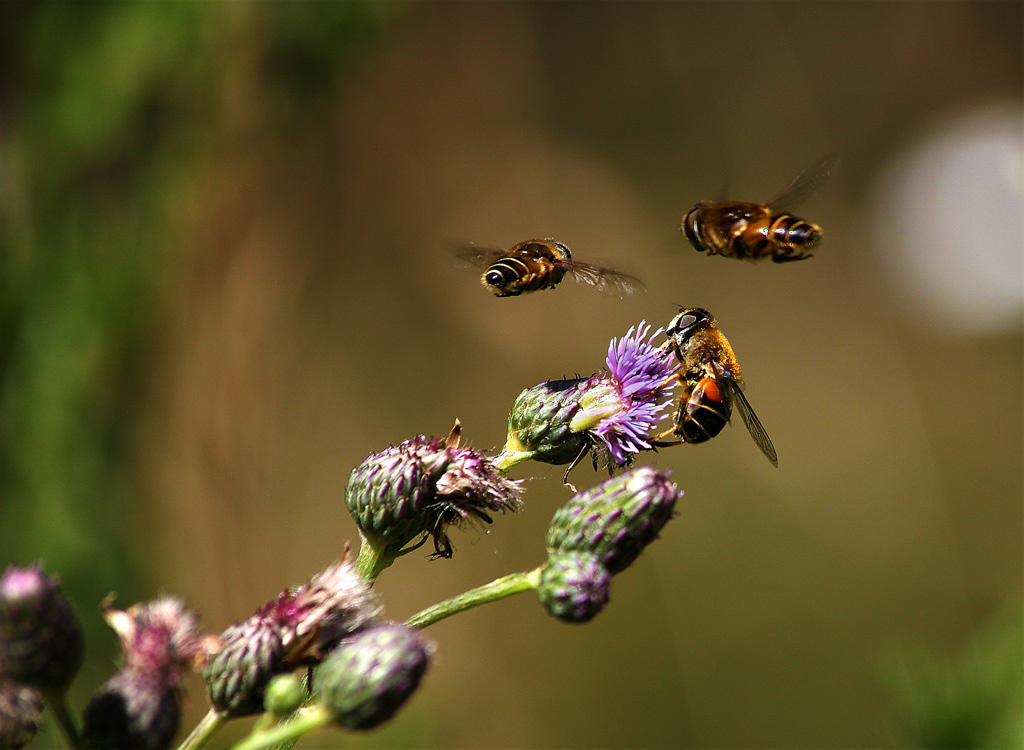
top-left (406, 567), bottom-right (542, 629)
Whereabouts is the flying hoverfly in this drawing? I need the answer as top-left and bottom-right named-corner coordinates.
top-left (681, 154), bottom-right (838, 263)
top-left (657, 307), bottom-right (777, 466)
top-left (457, 238), bottom-right (643, 297)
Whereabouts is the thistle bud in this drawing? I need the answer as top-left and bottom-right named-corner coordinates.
top-left (263, 673), bottom-right (305, 716)
top-left (314, 623), bottom-right (430, 731)
top-left (346, 424), bottom-right (522, 559)
top-left (497, 378), bottom-right (592, 466)
top-left (0, 564), bottom-right (83, 692)
top-left (205, 559), bottom-right (379, 717)
top-left (538, 552), bottom-right (611, 623)
top-left (0, 677), bottom-right (42, 749)
top-left (82, 597), bottom-right (204, 750)
top-left (204, 615), bottom-right (285, 717)
top-left (546, 466), bottom-right (680, 575)
top-left (82, 669), bottom-right (180, 750)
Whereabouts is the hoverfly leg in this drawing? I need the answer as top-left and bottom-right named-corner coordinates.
top-left (561, 442), bottom-right (592, 493)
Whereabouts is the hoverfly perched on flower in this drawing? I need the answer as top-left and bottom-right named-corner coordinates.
top-left (681, 154), bottom-right (838, 263)
top-left (656, 307), bottom-right (777, 466)
top-left (456, 238), bottom-right (644, 297)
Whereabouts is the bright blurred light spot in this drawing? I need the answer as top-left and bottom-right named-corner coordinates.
top-left (868, 102), bottom-right (1023, 336)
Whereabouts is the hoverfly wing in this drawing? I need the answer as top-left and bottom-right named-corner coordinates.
top-left (454, 244), bottom-right (507, 269)
top-left (766, 153), bottom-right (839, 214)
top-left (565, 260), bottom-right (645, 296)
top-left (728, 382), bottom-right (778, 467)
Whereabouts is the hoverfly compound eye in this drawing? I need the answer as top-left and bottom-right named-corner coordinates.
top-left (677, 314), bottom-right (698, 329)
top-left (669, 307), bottom-right (714, 340)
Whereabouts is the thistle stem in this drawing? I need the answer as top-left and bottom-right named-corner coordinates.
top-left (43, 690), bottom-right (82, 749)
top-left (405, 568), bottom-right (543, 629)
top-left (229, 704), bottom-right (334, 750)
top-left (354, 534), bottom-right (397, 584)
top-left (492, 449), bottom-right (535, 473)
top-left (176, 708), bottom-right (227, 750)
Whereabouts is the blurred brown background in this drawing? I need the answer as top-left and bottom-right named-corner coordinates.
top-left (1, 2), bottom-right (1021, 747)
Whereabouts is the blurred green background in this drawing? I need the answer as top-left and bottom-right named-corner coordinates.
top-left (1, 1), bottom-right (1021, 747)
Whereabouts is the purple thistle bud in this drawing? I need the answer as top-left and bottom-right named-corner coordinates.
top-left (205, 559), bottom-right (380, 717)
top-left (546, 466), bottom-right (681, 575)
top-left (314, 623), bottom-right (430, 731)
top-left (347, 423), bottom-right (522, 559)
top-left (82, 669), bottom-right (180, 750)
top-left (203, 616), bottom-right (285, 717)
top-left (0, 564), bottom-right (84, 693)
top-left (537, 552), bottom-right (611, 623)
top-left (82, 597), bottom-right (205, 749)
top-left (0, 677), bottom-right (43, 749)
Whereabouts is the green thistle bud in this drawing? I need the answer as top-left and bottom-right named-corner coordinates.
top-left (347, 423), bottom-right (522, 559)
top-left (263, 673), bottom-right (305, 716)
top-left (538, 552), bottom-right (611, 623)
top-left (0, 564), bottom-right (83, 692)
top-left (82, 669), bottom-right (180, 750)
top-left (314, 623), bottom-right (430, 731)
top-left (0, 677), bottom-right (42, 749)
top-left (496, 378), bottom-right (591, 467)
top-left (546, 466), bottom-right (680, 575)
top-left (205, 559), bottom-right (379, 717)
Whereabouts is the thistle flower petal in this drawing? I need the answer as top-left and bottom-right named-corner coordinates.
top-left (314, 623), bottom-right (431, 731)
top-left (546, 466), bottom-right (681, 575)
top-left (0, 564), bottom-right (84, 693)
top-left (538, 552), bottom-right (611, 623)
top-left (347, 427), bottom-right (522, 559)
top-left (593, 322), bottom-right (677, 466)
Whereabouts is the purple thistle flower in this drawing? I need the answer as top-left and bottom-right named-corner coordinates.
top-left (571, 321), bottom-right (677, 467)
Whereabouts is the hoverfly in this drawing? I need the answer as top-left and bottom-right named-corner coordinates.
top-left (657, 307), bottom-right (777, 466)
top-left (681, 154), bottom-right (838, 263)
top-left (456, 238), bottom-right (643, 297)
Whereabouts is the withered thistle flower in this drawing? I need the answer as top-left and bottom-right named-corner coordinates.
top-left (82, 597), bottom-right (205, 750)
top-left (204, 559), bottom-right (379, 717)
top-left (0, 677), bottom-right (43, 749)
top-left (0, 564), bottom-right (84, 693)
top-left (346, 421), bottom-right (522, 561)
top-left (495, 323), bottom-right (676, 486)
top-left (537, 552), bottom-right (611, 624)
top-left (546, 466), bottom-right (680, 575)
top-left (314, 623), bottom-right (430, 731)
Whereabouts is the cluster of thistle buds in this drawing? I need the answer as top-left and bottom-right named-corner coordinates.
top-left (0, 320), bottom-right (688, 748)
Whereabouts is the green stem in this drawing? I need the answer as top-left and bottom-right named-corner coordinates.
top-left (406, 568), bottom-right (543, 629)
top-left (176, 709), bottom-right (227, 750)
top-left (492, 449), bottom-right (535, 473)
top-left (229, 704), bottom-right (334, 750)
top-left (43, 690), bottom-right (82, 749)
top-left (354, 534), bottom-right (397, 584)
